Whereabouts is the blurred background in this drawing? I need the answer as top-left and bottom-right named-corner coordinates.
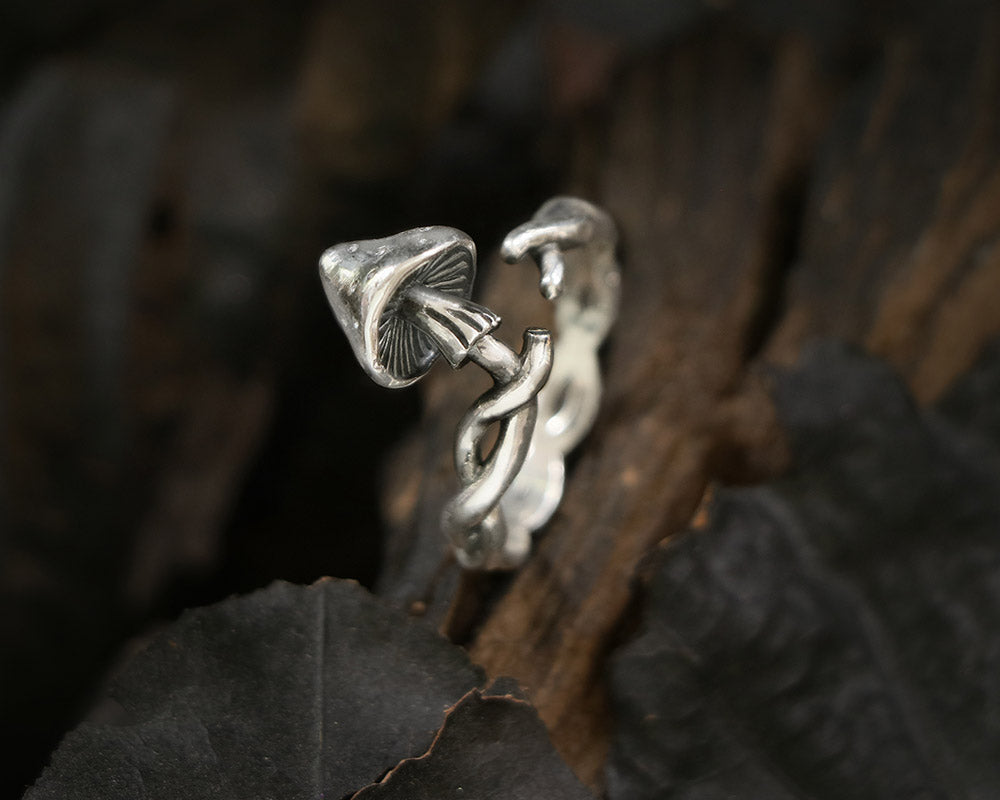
top-left (2, 0), bottom-right (997, 795)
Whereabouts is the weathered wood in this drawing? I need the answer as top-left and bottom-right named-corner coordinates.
top-left (768, 10), bottom-right (1000, 403)
top-left (381, 29), bottom-right (827, 785)
top-left (469, 31), bottom-right (826, 786)
top-left (382, 6), bottom-right (1000, 790)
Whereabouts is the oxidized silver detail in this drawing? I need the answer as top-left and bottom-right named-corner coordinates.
top-left (320, 227), bottom-right (477, 388)
top-left (319, 197), bottom-right (619, 568)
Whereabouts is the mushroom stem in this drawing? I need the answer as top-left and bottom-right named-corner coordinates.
top-left (400, 284), bottom-right (501, 369)
top-left (537, 245), bottom-right (566, 300)
top-left (465, 335), bottom-right (520, 383)
top-left (400, 282), bottom-right (533, 388)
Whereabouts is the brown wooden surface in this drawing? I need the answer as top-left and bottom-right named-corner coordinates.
top-left (380, 8), bottom-right (1000, 790)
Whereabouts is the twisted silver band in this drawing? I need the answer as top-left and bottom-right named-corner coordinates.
top-left (319, 197), bottom-right (619, 569)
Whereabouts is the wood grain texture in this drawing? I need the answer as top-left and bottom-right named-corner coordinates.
top-left (381, 4), bottom-right (1000, 790)
top-left (380, 28), bottom-right (826, 785)
top-left (468, 31), bottom-right (822, 784)
top-left (768, 8), bottom-right (1000, 402)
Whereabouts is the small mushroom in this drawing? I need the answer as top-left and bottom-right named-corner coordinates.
top-left (497, 196), bottom-right (620, 533)
top-left (320, 226), bottom-right (500, 388)
top-left (501, 197), bottom-right (597, 300)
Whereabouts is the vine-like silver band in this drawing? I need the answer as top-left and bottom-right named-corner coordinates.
top-left (319, 197), bottom-right (619, 568)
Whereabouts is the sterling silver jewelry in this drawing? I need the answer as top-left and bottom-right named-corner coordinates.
top-left (319, 197), bottom-right (619, 569)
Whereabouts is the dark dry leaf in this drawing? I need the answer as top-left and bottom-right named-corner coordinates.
top-left (937, 337), bottom-right (1000, 455)
top-left (607, 341), bottom-right (1000, 799)
top-left (353, 691), bottom-right (593, 800)
top-left (26, 579), bottom-right (483, 800)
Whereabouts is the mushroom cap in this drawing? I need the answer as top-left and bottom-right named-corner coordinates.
top-left (319, 226), bottom-right (477, 388)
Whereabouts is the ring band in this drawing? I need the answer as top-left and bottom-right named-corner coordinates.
top-left (320, 197), bottom-right (620, 568)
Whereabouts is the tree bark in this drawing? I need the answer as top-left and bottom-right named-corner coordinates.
top-left (379, 5), bottom-right (1000, 790)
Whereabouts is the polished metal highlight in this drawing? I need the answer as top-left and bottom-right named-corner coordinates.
top-left (319, 197), bottom-right (619, 569)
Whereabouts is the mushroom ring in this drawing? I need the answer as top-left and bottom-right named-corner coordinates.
top-left (319, 197), bottom-right (620, 569)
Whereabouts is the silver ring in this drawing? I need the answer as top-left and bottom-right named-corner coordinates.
top-left (319, 196), bottom-right (620, 569)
